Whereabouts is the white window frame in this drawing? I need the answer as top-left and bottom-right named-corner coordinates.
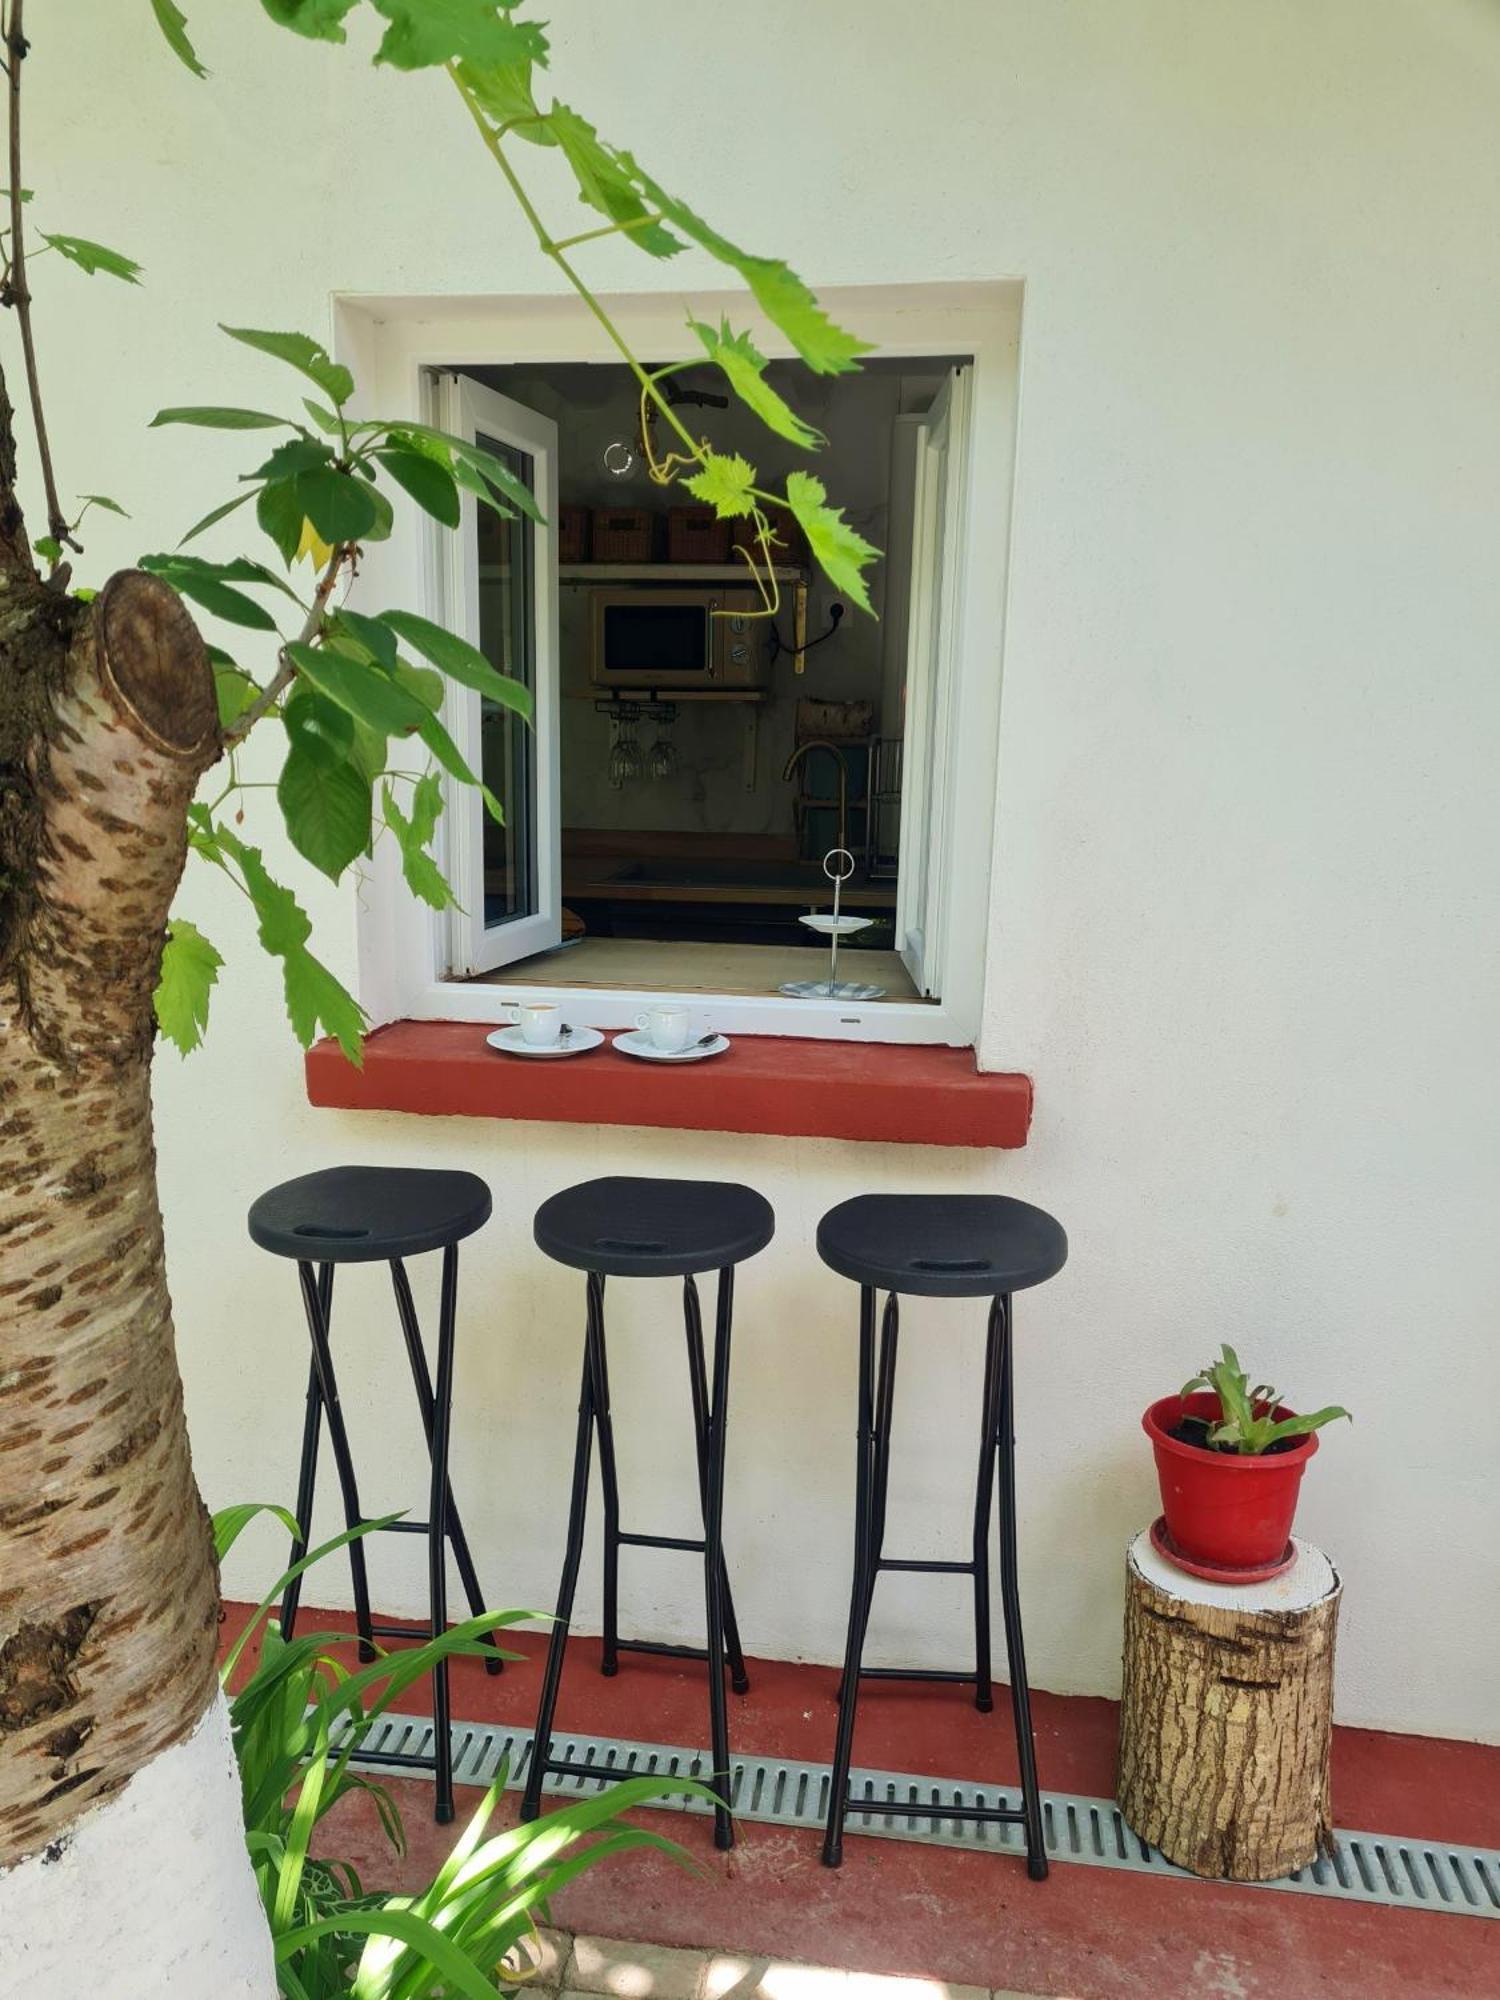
top-left (341, 282), bottom-right (1022, 1048)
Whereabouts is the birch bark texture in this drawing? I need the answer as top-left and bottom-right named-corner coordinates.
top-left (1116, 1528), bottom-right (1342, 1881)
top-left (0, 570), bottom-right (223, 1865)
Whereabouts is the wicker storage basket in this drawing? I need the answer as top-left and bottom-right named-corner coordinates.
top-left (666, 506), bottom-right (731, 563)
top-left (557, 505), bottom-right (590, 564)
top-left (590, 506), bottom-right (656, 561)
top-left (729, 512), bottom-right (809, 569)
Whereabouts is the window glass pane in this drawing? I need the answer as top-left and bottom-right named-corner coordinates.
top-left (475, 432), bottom-right (536, 929)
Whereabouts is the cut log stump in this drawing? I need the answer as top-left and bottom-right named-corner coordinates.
top-left (1117, 1526), bottom-right (1342, 1881)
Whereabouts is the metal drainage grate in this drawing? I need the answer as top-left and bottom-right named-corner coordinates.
top-left (343, 1713), bottom-right (1500, 1921)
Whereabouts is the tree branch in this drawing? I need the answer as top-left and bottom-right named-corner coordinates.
top-left (5, 0), bottom-right (73, 566)
top-left (222, 542), bottom-right (349, 746)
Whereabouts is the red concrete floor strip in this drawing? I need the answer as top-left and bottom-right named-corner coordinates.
top-left (304, 1019), bottom-right (1034, 1148)
top-left (224, 1606), bottom-right (1500, 2000)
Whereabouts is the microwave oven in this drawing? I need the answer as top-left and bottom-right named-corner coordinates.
top-left (588, 586), bottom-right (768, 692)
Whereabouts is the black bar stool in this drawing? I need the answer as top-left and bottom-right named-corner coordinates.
top-left (520, 1175), bottom-right (774, 1850)
top-left (816, 1193), bottom-right (1067, 1873)
top-left (248, 1164), bottom-right (503, 1824)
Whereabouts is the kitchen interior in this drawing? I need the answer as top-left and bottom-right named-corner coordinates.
top-left (467, 353), bottom-right (965, 1003)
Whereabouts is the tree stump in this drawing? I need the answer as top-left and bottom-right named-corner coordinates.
top-left (1117, 1527), bottom-right (1342, 1881)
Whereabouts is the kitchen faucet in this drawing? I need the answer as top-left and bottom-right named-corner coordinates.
top-left (782, 738), bottom-right (851, 861)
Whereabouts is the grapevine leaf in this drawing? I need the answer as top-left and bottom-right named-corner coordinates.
top-left (380, 608), bottom-right (533, 717)
top-left (549, 104), bottom-right (681, 258)
top-left (220, 326), bottom-right (355, 408)
top-left (257, 0), bottom-right (358, 40)
top-left (149, 0), bottom-right (208, 77)
top-left (41, 233), bottom-right (142, 283)
top-left (383, 776), bottom-right (456, 911)
top-left (369, 0), bottom-right (547, 72)
top-left (688, 320), bottom-right (822, 447)
top-left (374, 449), bottom-right (460, 526)
top-left (154, 919), bottom-right (222, 1054)
top-left (278, 744), bottom-right (372, 881)
top-left (453, 59), bottom-right (555, 142)
top-left (783, 471), bottom-right (880, 613)
top-left (684, 451), bottom-right (757, 521)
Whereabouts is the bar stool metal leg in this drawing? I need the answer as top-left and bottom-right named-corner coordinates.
top-left (295, 1259), bottom-right (376, 1662)
top-left (280, 1261), bottom-right (331, 1642)
top-left (684, 1276), bottom-right (750, 1695)
top-left (389, 1259), bottom-right (503, 1677)
top-left (823, 1285), bottom-right (880, 1867)
top-left (520, 1274), bottom-right (602, 1824)
top-left (590, 1278), bottom-right (624, 1679)
top-left (701, 1267), bottom-right (736, 1849)
top-left (995, 1293), bottom-right (1048, 1880)
top-left (970, 1297), bottom-right (1005, 1714)
top-left (426, 1246), bottom-right (458, 1822)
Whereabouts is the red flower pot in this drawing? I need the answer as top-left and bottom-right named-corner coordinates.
top-left (1144, 1391), bottom-right (1317, 1571)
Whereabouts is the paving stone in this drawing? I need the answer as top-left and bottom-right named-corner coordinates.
top-left (501, 1926), bottom-right (572, 1988)
top-left (569, 1934), bottom-right (709, 2000)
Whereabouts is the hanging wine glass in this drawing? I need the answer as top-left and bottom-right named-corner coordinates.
top-left (610, 719), bottom-right (642, 785)
top-left (647, 721), bottom-right (678, 780)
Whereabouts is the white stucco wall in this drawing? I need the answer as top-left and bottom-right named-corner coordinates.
top-left (19, 2), bottom-right (1500, 1743)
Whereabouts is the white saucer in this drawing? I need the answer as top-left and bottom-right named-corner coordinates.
top-left (613, 1030), bottom-right (730, 1063)
top-left (799, 912), bottom-right (873, 937)
top-left (486, 1025), bottom-right (604, 1058)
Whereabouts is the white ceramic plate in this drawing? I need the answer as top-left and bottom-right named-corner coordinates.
top-left (612, 1030), bottom-right (730, 1064)
top-left (798, 913), bottom-right (873, 936)
top-left (485, 1025), bottom-right (605, 1059)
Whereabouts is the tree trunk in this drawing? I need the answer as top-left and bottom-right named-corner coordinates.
top-left (0, 570), bottom-right (226, 1862)
top-left (1116, 1527), bottom-right (1342, 1881)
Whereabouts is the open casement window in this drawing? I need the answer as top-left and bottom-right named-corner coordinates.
top-left (438, 375), bottom-right (561, 977)
top-left (895, 365), bottom-right (972, 999)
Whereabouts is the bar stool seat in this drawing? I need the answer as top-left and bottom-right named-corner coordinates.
top-left (817, 1193), bottom-right (1066, 1298)
top-left (249, 1163), bottom-right (499, 1827)
top-left (249, 1165), bottom-right (491, 1264)
top-left (535, 1175), bottom-right (773, 1277)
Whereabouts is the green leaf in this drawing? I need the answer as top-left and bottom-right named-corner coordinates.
top-left (214, 663), bottom-right (262, 727)
top-left (140, 557), bottom-right (279, 630)
top-left (783, 471), bottom-right (880, 613)
top-left (302, 397), bottom-right (342, 434)
top-left (374, 448), bottom-right (460, 527)
top-left (414, 707), bottom-right (503, 821)
top-left (180, 490), bottom-right (255, 547)
top-left (208, 823), bottom-right (366, 1061)
top-left (153, 918), bottom-right (222, 1055)
top-left (348, 722), bottom-right (387, 786)
top-left (286, 641), bottom-right (429, 737)
top-left (380, 607), bottom-right (533, 718)
top-left (149, 0), bottom-right (208, 76)
top-left (369, 0), bottom-right (547, 72)
top-left (684, 450), bottom-right (757, 520)
top-left (41, 232), bottom-right (142, 283)
top-left (383, 775), bottom-right (456, 911)
top-left (250, 437), bottom-right (334, 482)
top-left (283, 687), bottom-right (355, 767)
top-left (454, 58), bottom-right (555, 141)
top-left (152, 406), bottom-right (290, 430)
top-left (256, 479), bottom-right (305, 565)
top-left (78, 493), bottom-right (129, 518)
top-left (211, 1501), bottom-right (300, 1563)
top-left (220, 325), bottom-right (355, 408)
top-left (257, 0), bottom-right (358, 40)
top-left (394, 660), bottom-right (444, 713)
top-left (609, 150), bottom-right (871, 374)
top-left (689, 319), bottom-right (823, 448)
top-left (278, 745), bottom-right (372, 881)
top-left (294, 466), bottom-right (379, 544)
top-left (330, 609), bottom-right (399, 671)
top-left (33, 535), bottom-right (61, 566)
top-left (549, 103), bottom-right (682, 258)
top-left (384, 423), bottom-right (541, 522)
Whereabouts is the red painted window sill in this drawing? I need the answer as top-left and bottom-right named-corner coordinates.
top-left (305, 1021), bottom-right (1032, 1149)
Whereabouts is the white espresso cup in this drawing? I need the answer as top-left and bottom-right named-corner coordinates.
top-left (518, 1001), bottom-right (562, 1047)
top-left (636, 1004), bottom-right (691, 1053)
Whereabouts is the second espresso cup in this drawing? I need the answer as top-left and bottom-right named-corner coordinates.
top-left (519, 1001), bottom-right (562, 1047)
top-left (636, 1004), bottom-right (691, 1052)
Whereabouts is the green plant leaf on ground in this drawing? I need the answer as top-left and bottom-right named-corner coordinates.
top-left (221, 325), bottom-right (356, 408)
top-left (278, 744), bottom-right (372, 880)
top-left (689, 320), bottom-right (823, 448)
top-left (153, 918), bottom-right (222, 1054)
top-left (684, 450), bottom-right (757, 520)
top-left (369, 0), bottom-right (548, 72)
top-left (40, 232), bottom-right (142, 282)
top-left (784, 471), bottom-right (880, 612)
top-left (149, 0), bottom-right (208, 75)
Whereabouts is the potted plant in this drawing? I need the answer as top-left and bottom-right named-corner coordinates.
top-left (1144, 1345), bottom-right (1350, 1574)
